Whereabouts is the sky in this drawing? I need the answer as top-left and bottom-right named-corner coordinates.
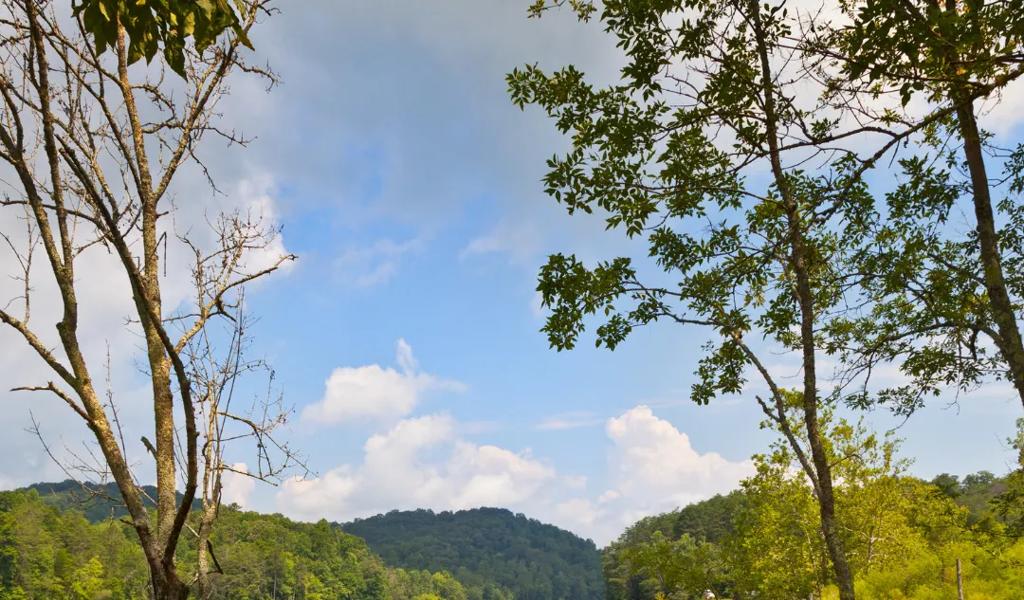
top-left (2, 0), bottom-right (1024, 546)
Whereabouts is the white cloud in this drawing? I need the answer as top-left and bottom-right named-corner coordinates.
top-left (276, 413), bottom-right (557, 521)
top-left (605, 405), bottom-right (753, 507)
top-left (980, 77), bottom-right (1024, 135)
top-left (461, 219), bottom-right (543, 267)
top-left (232, 176), bottom-right (295, 277)
top-left (221, 462), bottom-right (256, 507)
top-left (555, 498), bottom-right (601, 528)
top-left (301, 339), bottom-right (465, 425)
top-left (280, 404), bottom-right (751, 546)
top-left (554, 406), bottom-right (754, 543)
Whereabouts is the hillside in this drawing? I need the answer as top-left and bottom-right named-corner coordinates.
top-left (5, 482), bottom-right (605, 599)
top-left (22, 479), bottom-right (200, 522)
top-left (343, 508), bottom-right (605, 600)
top-left (1, 486), bottom-right (474, 599)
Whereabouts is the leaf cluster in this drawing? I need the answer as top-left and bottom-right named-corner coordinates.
top-left (74, 0), bottom-right (252, 75)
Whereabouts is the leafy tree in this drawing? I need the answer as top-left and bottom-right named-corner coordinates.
top-left (994, 419), bottom-right (1024, 537)
top-left (70, 557), bottom-right (107, 600)
top-left (605, 411), bottom-right (1024, 599)
top-left (508, 0), bottom-right (888, 595)
top-left (616, 532), bottom-right (726, 599)
top-left (604, 492), bottom-right (744, 599)
top-left (822, 0), bottom-right (1024, 413)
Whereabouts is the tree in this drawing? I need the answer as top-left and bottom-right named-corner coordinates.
top-left (616, 532), bottom-right (725, 599)
top-left (821, 0), bottom-right (1024, 413)
top-left (728, 443), bottom-right (826, 599)
top-left (70, 557), bottom-right (107, 600)
top-left (730, 410), bottom-right (994, 599)
top-left (0, 1), bottom-right (294, 599)
top-left (508, 1), bottom-right (889, 596)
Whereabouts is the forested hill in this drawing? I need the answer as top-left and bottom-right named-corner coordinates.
top-left (2, 486), bottom-right (484, 599)
top-left (22, 479), bottom-right (200, 522)
top-left (342, 507), bottom-right (605, 600)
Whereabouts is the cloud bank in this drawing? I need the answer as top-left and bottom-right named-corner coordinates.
top-left (279, 403), bottom-right (752, 544)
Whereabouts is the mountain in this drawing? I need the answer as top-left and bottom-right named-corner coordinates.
top-left (5, 482), bottom-right (603, 599)
top-left (342, 507), bottom-right (605, 600)
top-left (22, 479), bottom-right (200, 522)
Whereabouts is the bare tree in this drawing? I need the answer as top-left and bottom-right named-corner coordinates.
top-left (0, 1), bottom-right (296, 598)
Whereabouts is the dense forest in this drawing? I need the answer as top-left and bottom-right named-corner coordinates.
top-left (6, 459), bottom-right (1023, 600)
top-left (21, 481), bottom-right (200, 523)
top-left (1, 485), bottom-right (605, 599)
top-left (0, 487), bottom-right (474, 600)
top-left (600, 416), bottom-right (1024, 599)
top-left (343, 508), bottom-right (604, 600)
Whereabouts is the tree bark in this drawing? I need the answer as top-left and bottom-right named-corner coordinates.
top-left (113, 23), bottom-right (180, 551)
top-left (953, 95), bottom-right (1024, 411)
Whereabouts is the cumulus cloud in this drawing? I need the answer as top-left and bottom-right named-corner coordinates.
top-left (280, 404), bottom-right (751, 545)
top-left (605, 405), bottom-right (753, 506)
top-left (221, 463), bottom-right (257, 507)
top-left (277, 413), bottom-right (557, 521)
top-left (301, 339), bottom-right (466, 425)
top-left (552, 406), bottom-right (754, 543)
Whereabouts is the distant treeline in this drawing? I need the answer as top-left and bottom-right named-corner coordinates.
top-left (603, 470), bottom-right (1024, 599)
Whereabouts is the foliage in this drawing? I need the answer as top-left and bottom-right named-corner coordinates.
top-left (602, 417), bottom-right (1024, 600)
top-left (833, 0), bottom-right (1024, 105)
top-left (343, 507), bottom-right (604, 600)
top-left (992, 419), bottom-right (1024, 537)
top-left (74, 0), bottom-right (251, 75)
top-left (0, 490), bottom-right (149, 600)
top-left (0, 489), bottom-right (472, 600)
top-left (23, 480), bottom-right (199, 524)
top-left (817, 0), bottom-right (1024, 414)
top-left (603, 493), bottom-right (743, 599)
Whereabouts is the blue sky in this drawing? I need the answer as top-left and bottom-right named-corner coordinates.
top-left (2, 0), bottom-right (1023, 546)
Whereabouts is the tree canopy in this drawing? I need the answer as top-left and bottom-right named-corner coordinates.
top-left (0, 487), bottom-right (475, 600)
top-left (343, 507), bottom-right (604, 600)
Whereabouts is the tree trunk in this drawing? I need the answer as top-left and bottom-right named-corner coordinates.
top-left (154, 578), bottom-right (190, 600)
top-left (113, 23), bottom-right (181, 550)
top-left (748, 2), bottom-right (856, 597)
top-left (956, 558), bottom-right (965, 600)
top-left (954, 95), bottom-right (1024, 411)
